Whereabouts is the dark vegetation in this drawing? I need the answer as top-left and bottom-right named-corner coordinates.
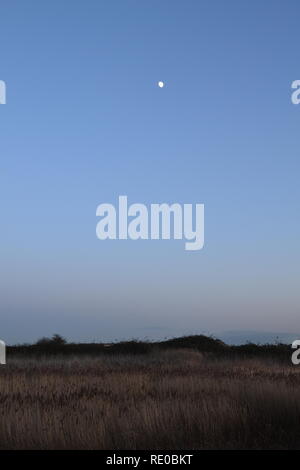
top-left (7, 333), bottom-right (292, 362)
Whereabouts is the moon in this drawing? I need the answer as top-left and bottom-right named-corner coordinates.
top-left (158, 81), bottom-right (164, 88)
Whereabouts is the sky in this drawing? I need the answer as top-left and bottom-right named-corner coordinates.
top-left (0, 0), bottom-right (299, 344)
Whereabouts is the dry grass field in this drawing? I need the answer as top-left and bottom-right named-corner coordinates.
top-left (0, 347), bottom-right (299, 450)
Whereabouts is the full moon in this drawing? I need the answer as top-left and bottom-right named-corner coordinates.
top-left (158, 81), bottom-right (164, 88)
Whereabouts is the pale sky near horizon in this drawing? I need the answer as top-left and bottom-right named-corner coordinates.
top-left (0, 0), bottom-right (299, 344)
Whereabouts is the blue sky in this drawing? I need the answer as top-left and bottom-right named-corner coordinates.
top-left (0, 0), bottom-right (299, 343)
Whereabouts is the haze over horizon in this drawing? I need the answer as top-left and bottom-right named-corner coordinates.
top-left (1, 0), bottom-right (299, 344)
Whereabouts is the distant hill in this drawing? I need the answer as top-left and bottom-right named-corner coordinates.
top-left (219, 330), bottom-right (298, 346)
top-left (159, 334), bottom-right (227, 351)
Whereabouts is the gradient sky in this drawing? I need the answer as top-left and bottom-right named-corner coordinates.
top-left (0, 0), bottom-right (299, 344)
